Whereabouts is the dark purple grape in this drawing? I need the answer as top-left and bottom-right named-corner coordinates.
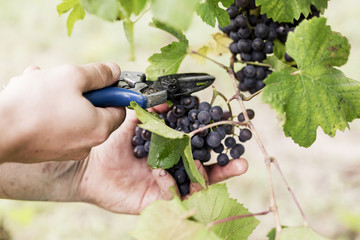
top-left (198, 111), bottom-right (212, 124)
top-left (238, 27), bottom-right (251, 39)
top-left (222, 111), bottom-right (231, 120)
top-left (189, 120), bottom-right (200, 131)
top-left (198, 102), bottom-right (211, 112)
top-left (134, 145), bottom-right (147, 158)
top-left (176, 126), bottom-right (190, 133)
top-left (248, 0), bottom-right (257, 9)
top-left (225, 136), bottom-right (237, 148)
top-left (239, 82), bottom-right (249, 91)
top-left (188, 109), bottom-right (199, 122)
top-left (198, 124), bottom-right (209, 137)
top-left (276, 24), bottom-right (288, 36)
top-left (210, 106), bottom-right (223, 121)
top-left (235, 69), bottom-right (245, 82)
top-left (181, 96), bottom-right (196, 109)
top-left (217, 153), bottom-right (230, 166)
top-left (237, 39), bottom-right (252, 53)
top-left (263, 40), bottom-right (274, 54)
top-left (132, 135), bottom-right (144, 146)
top-left (141, 129), bottom-right (152, 141)
top-left (235, 14), bottom-right (247, 28)
top-left (213, 143), bottom-right (224, 153)
top-left (255, 80), bottom-right (265, 91)
top-left (203, 151), bottom-right (211, 163)
top-left (244, 65), bottom-right (256, 77)
top-left (251, 51), bottom-right (266, 62)
top-left (252, 38), bottom-right (265, 51)
top-left (248, 14), bottom-right (258, 26)
top-left (215, 126), bottom-right (227, 139)
top-left (254, 23), bottom-right (269, 39)
top-left (267, 28), bottom-right (277, 41)
top-left (173, 105), bottom-right (185, 117)
top-left (191, 135), bottom-right (204, 148)
top-left (177, 116), bottom-right (190, 127)
top-left (235, 0), bottom-right (249, 8)
top-left (193, 148), bottom-right (207, 160)
top-left (206, 131), bottom-right (222, 148)
top-left (244, 77), bottom-right (256, 88)
top-left (239, 128), bottom-right (252, 142)
top-left (255, 67), bottom-right (265, 79)
top-left (167, 110), bottom-right (177, 123)
top-left (240, 53), bottom-right (252, 61)
top-left (229, 42), bottom-right (240, 54)
top-left (284, 53), bottom-right (294, 62)
top-left (226, 5), bottom-right (238, 19)
top-left (144, 141), bottom-right (151, 152)
top-left (238, 109), bottom-right (255, 122)
top-left (135, 126), bottom-right (143, 136)
top-left (224, 124), bottom-right (233, 134)
top-left (230, 31), bottom-right (240, 42)
top-left (174, 170), bottom-right (187, 184)
top-left (179, 182), bottom-right (190, 195)
top-left (230, 144), bottom-right (245, 158)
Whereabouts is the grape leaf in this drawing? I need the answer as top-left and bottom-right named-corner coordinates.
top-left (151, 0), bottom-right (199, 31)
top-left (131, 195), bottom-right (221, 240)
top-left (256, 0), bottom-right (329, 23)
top-left (146, 41), bottom-right (188, 80)
top-left (131, 102), bottom-right (205, 187)
top-left (183, 184), bottom-right (259, 240)
top-left (57, 0), bottom-right (85, 36)
top-left (79, 0), bottom-right (119, 21)
top-left (119, 0), bottom-right (148, 16)
top-left (280, 227), bottom-right (328, 240)
top-left (262, 17), bottom-right (360, 147)
top-left (123, 19), bottom-right (135, 61)
top-left (196, 0), bottom-right (232, 27)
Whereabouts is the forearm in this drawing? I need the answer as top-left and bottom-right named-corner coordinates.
top-left (0, 160), bottom-right (82, 201)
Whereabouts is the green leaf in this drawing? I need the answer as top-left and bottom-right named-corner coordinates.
top-left (146, 41), bottom-right (188, 80)
top-left (123, 20), bottom-right (135, 61)
top-left (280, 227), bottom-right (328, 240)
top-left (131, 195), bottom-right (221, 240)
top-left (131, 102), bottom-right (205, 187)
top-left (256, 0), bottom-right (329, 23)
top-left (184, 184), bottom-right (259, 240)
top-left (79, 0), bottom-right (119, 21)
top-left (196, 0), bottom-right (232, 27)
top-left (57, 0), bottom-right (85, 36)
top-left (273, 39), bottom-right (286, 60)
top-left (151, 0), bottom-right (199, 30)
top-left (119, 0), bottom-right (148, 17)
top-left (150, 19), bottom-right (188, 43)
top-left (262, 17), bottom-right (360, 147)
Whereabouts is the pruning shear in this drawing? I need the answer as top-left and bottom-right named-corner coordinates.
top-left (84, 71), bottom-right (215, 108)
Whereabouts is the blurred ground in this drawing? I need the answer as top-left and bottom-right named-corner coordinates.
top-left (0, 0), bottom-right (360, 239)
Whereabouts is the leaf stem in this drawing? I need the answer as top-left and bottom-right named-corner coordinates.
top-left (188, 120), bottom-right (246, 137)
top-left (191, 50), bottom-right (230, 71)
top-left (207, 209), bottom-right (271, 228)
top-left (133, 8), bottom-right (151, 23)
top-left (210, 86), bottom-right (234, 120)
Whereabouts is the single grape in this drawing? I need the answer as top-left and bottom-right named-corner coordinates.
top-left (230, 144), bottom-right (245, 159)
top-left (239, 128), bottom-right (253, 142)
top-left (181, 96), bottom-right (196, 109)
top-left (198, 101), bottom-right (211, 112)
top-left (217, 154), bottom-right (230, 166)
top-left (226, 5), bottom-right (238, 19)
top-left (177, 116), bottom-right (190, 127)
top-left (213, 143), bottom-right (224, 153)
top-left (224, 124), bottom-right (233, 134)
top-left (132, 135), bottom-right (144, 146)
top-left (237, 109), bottom-right (255, 122)
top-left (248, 14), bottom-right (258, 26)
top-left (225, 136), bottom-right (237, 148)
top-left (263, 41), bottom-right (274, 54)
top-left (206, 131), bottom-right (222, 148)
top-left (198, 111), bottom-right (212, 124)
top-left (244, 65), bottom-right (256, 77)
top-left (255, 80), bottom-right (266, 91)
top-left (179, 182), bottom-right (190, 196)
top-left (134, 145), bottom-right (147, 158)
top-left (210, 106), bottom-right (223, 121)
top-left (192, 148), bottom-right (207, 160)
top-left (235, 0), bottom-right (249, 8)
top-left (239, 82), bottom-right (248, 91)
top-left (255, 67), bottom-right (265, 79)
top-left (237, 27), bottom-right (251, 39)
top-left (230, 31), bottom-right (240, 42)
top-left (251, 51), bottom-right (266, 62)
top-left (173, 105), bottom-right (185, 117)
top-left (215, 126), bottom-right (227, 139)
top-left (141, 129), bottom-right (152, 141)
top-left (144, 141), bottom-right (151, 152)
top-left (174, 170), bottom-right (187, 184)
top-left (244, 77), bottom-right (256, 88)
top-left (254, 23), bottom-right (269, 39)
top-left (229, 42), bottom-right (240, 54)
top-left (235, 69), bottom-right (245, 82)
top-left (198, 124), bottom-right (209, 137)
top-left (191, 135), bottom-right (204, 148)
top-left (166, 110), bottom-right (177, 123)
top-left (237, 39), bottom-right (252, 53)
top-left (188, 109), bottom-right (199, 122)
top-left (189, 120), bottom-right (200, 131)
top-left (267, 28), bottom-right (278, 41)
top-left (276, 24), bottom-right (288, 36)
top-left (222, 111), bottom-right (231, 120)
top-left (284, 53), bottom-right (294, 62)
top-left (240, 53), bottom-right (252, 61)
top-left (234, 14), bottom-right (247, 28)
top-left (135, 126), bottom-right (143, 136)
top-left (252, 38), bottom-right (265, 51)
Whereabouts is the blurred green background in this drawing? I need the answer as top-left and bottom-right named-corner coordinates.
top-left (0, 0), bottom-right (360, 239)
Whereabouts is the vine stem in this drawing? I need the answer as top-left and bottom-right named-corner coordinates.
top-left (191, 51), bottom-right (230, 71)
top-left (188, 120), bottom-right (246, 137)
top-left (207, 209), bottom-right (271, 228)
top-left (228, 55), bottom-right (282, 238)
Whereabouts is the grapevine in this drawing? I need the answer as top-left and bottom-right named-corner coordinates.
top-left (52, 0), bottom-right (360, 239)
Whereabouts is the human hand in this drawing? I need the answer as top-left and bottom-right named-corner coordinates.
top-left (0, 63), bottom-right (126, 163)
top-left (75, 105), bottom-right (248, 214)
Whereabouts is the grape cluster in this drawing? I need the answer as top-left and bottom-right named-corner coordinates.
top-left (132, 95), bottom-right (254, 195)
top-left (221, 0), bottom-right (320, 93)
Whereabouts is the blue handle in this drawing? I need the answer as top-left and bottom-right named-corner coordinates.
top-left (84, 87), bottom-right (147, 108)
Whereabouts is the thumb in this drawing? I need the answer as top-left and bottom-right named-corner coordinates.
top-left (94, 106), bottom-right (127, 141)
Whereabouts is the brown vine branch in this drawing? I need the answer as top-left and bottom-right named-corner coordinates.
top-left (228, 55), bottom-right (282, 238)
top-left (207, 209), bottom-right (271, 229)
top-left (188, 120), bottom-right (247, 137)
top-left (271, 157), bottom-right (309, 226)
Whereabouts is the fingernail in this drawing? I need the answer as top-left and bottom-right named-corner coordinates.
top-left (159, 169), bottom-right (167, 177)
top-left (105, 62), bottom-right (121, 79)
